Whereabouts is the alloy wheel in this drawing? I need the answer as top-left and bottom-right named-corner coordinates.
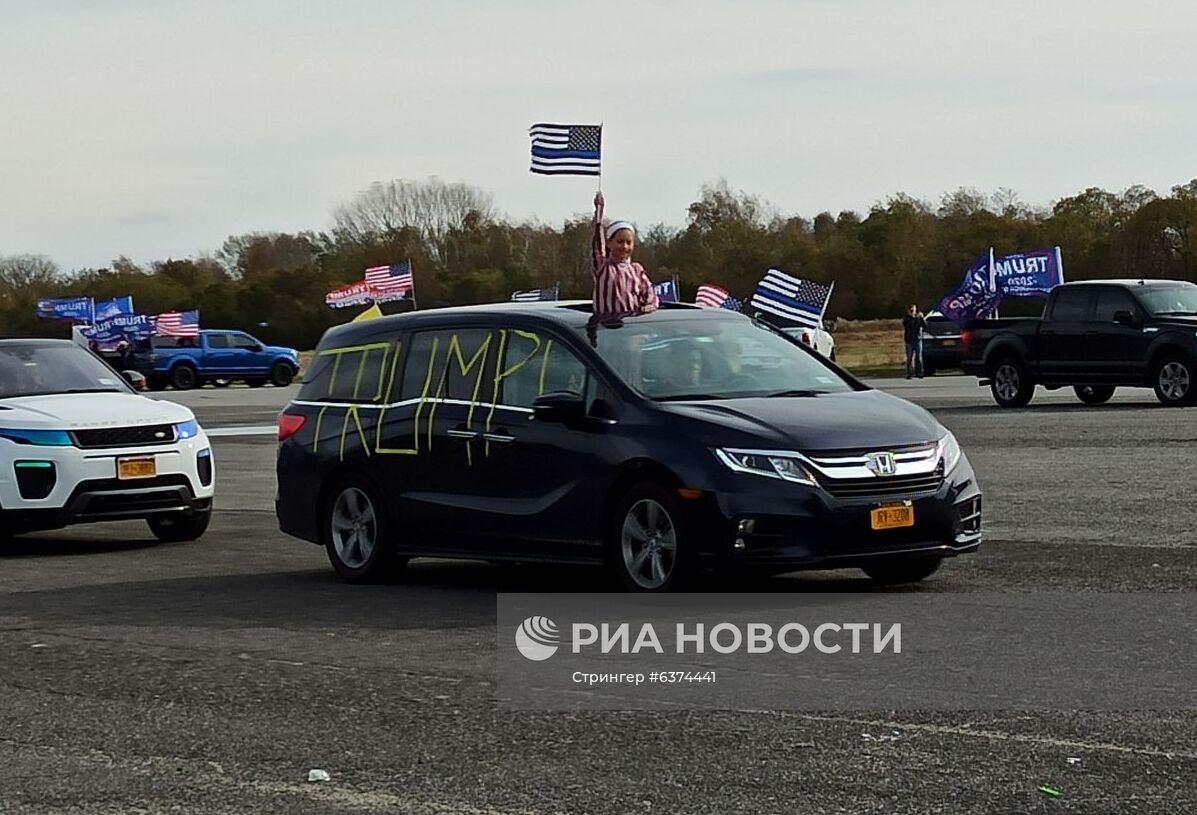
top-left (620, 499), bottom-right (677, 590)
top-left (330, 487), bottom-right (377, 568)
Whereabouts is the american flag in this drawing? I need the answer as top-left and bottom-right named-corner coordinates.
top-left (750, 269), bottom-right (833, 328)
top-left (695, 284), bottom-right (741, 311)
top-left (156, 309), bottom-right (200, 337)
top-left (511, 285), bottom-right (559, 302)
top-left (364, 261), bottom-right (414, 296)
top-left (529, 123), bottom-right (601, 176)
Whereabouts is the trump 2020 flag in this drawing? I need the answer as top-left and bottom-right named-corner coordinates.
top-left (991, 247), bottom-right (1064, 297)
top-left (750, 269), bottom-right (833, 328)
top-left (94, 295), bottom-right (135, 322)
top-left (36, 296), bottom-right (94, 321)
top-left (529, 123), bottom-right (601, 176)
top-left (936, 251), bottom-right (1002, 326)
top-left (654, 279), bottom-right (678, 303)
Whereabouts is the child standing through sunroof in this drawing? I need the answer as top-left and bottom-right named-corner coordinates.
top-left (591, 191), bottom-right (659, 318)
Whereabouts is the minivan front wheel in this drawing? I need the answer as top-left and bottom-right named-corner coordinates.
top-left (322, 477), bottom-right (406, 583)
top-left (610, 483), bottom-right (692, 592)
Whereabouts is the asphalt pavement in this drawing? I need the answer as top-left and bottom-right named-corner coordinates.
top-left (2, 375), bottom-right (1194, 814)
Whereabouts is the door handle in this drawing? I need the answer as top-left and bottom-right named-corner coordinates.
top-left (446, 429), bottom-right (479, 441)
top-left (482, 433), bottom-right (515, 444)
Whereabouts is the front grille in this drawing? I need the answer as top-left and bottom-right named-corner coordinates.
top-left (72, 424), bottom-right (176, 449)
top-left (79, 489), bottom-right (189, 517)
top-left (818, 461), bottom-right (945, 499)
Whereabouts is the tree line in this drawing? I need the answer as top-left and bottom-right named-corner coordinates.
top-left (3, 176), bottom-right (1196, 349)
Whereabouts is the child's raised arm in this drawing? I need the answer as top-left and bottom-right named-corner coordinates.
top-left (591, 191), bottom-right (606, 273)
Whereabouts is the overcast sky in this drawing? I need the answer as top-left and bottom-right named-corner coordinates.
top-left (2, 0), bottom-right (1195, 272)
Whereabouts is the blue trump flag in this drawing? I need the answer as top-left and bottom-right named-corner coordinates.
top-left (654, 279), bottom-right (678, 303)
top-left (37, 296), bottom-right (94, 321)
top-left (81, 313), bottom-right (157, 344)
top-left (991, 247), bottom-right (1064, 297)
top-left (936, 251), bottom-right (1002, 326)
top-left (94, 295), bottom-right (135, 321)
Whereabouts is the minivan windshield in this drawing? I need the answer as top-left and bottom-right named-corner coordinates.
top-left (0, 344), bottom-right (132, 399)
top-left (579, 315), bottom-right (856, 400)
top-left (1137, 284), bottom-right (1197, 316)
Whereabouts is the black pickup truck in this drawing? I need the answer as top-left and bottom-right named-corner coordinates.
top-left (961, 279), bottom-right (1197, 407)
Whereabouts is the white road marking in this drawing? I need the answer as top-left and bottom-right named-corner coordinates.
top-left (205, 425), bottom-right (277, 437)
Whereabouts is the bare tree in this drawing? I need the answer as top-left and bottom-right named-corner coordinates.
top-left (0, 254), bottom-right (61, 289)
top-left (332, 177), bottom-right (496, 265)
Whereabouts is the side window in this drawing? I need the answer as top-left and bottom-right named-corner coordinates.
top-left (296, 342), bottom-right (393, 403)
top-left (152, 336), bottom-right (180, 349)
top-left (230, 333), bottom-right (260, 350)
top-left (1094, 289), bottom-right (1138, 322)
top-left (400, 329), bottom-right (494, 402)
top-left (498, 330), bottom-right (588, 408)
top-left (206, 334), bottom-right (229, 349)
top-left (1050, 288), bottom-right (1092, 321)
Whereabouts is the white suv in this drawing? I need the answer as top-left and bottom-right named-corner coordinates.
top-left (0, 339), bottom-right (214, 543)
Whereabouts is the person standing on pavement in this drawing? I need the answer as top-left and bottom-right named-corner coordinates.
top-left (903, 304), bottom-right (926, 379)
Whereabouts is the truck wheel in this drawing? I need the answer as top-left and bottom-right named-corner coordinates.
top-left (989, 356), bottom-right (1034, 408)
top-left (1074, 385), bottom-right (1115, 405)
top-left (170, 364), bottom-right (198, 390)
top-left (270, 361), bottom-right (295, 387)
top-left (1153, 354), bottom-right (1196, 407)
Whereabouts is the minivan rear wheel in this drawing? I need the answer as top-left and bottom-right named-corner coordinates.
top-left (322, 476), bottom-right (406, 583)
top-left (609, 483), bottom-right (694, 592)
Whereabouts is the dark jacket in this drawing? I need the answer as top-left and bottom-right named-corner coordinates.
top-left (902, 314), bottom-right (925, 343)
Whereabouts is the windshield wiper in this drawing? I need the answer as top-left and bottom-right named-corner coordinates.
top-left (1154, 310), bottom-right (1197, 316)
top-left (762, 389), bottom-right (829, 398)
top-left (653, 393), bottom-right (730, 402)
top-left (50, 388), bottom-right (125, 395)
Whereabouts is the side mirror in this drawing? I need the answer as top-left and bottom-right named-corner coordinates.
top-left (248, 344), bottom-right (263, 353)
top-left (1113, 310), bottom-right (1137, 328)
top-left (532, 391), bottom-right (586, 424)
top-left (121, 370), bottom-right (147, 391)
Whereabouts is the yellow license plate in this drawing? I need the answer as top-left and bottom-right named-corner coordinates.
top-left (941, 339), bottom-right (958, 346)
top-left (871, 502), bottom-right (914, 530)
top-left (117, 457), bottom-right (156, 480)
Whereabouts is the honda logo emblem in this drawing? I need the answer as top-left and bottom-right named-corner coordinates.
top-left (865, 451), bottom-right (897, 476)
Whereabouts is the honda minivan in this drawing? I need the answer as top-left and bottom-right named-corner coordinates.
top-left (275, 302), bottom-right (981, 591)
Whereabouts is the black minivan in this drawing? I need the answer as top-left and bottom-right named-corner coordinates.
top-left (276, 302), bottom-right (982, 591)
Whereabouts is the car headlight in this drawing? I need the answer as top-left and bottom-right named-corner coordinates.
top-left (175, 420), bottom-right (201, 440)
top-left (714, 448), bottom-right (818, 485)
top-left (937, 431), bottom-right (962, 474)
top-left (0, 429), bottom-right (73, 446)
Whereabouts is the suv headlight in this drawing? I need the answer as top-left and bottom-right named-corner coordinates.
top-left (175, 420), bottom-right (200, 440)
top-left (938, 431), bottom-right (962, 474)
top-left (714, 448), bottom-right (818, 486)
top-left (0, 429), bottom-right (73, 446)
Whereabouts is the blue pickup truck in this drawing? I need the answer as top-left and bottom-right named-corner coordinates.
top-left (131, 330), bottom-right (301, 390)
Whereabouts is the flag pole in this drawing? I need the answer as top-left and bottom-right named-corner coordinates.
top-left (409, 259), bottom-right (419, 310)
top-left (597, 123), bottom-right (603, 193)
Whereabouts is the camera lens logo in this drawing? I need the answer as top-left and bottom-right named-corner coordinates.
top-left (515, 616), bottom-right (559, 661)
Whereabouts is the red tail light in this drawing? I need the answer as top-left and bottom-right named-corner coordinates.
top-left (278, 412), bottom-right (307, 441)
top-left (960, 329), bottom-right (972, 353)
